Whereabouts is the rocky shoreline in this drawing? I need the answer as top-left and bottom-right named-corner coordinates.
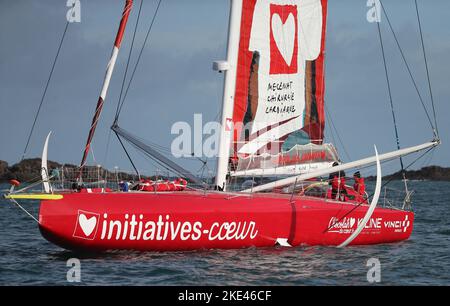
top-left (366, 166), bottom-right (450, 182)
top-left (1, 159), bottom-right (450, 183)
top-left (0, 159), bottom-right (141, 183)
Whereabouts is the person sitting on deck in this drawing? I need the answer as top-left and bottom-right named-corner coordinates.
top-left (119, 181), bottom-right (129, 192)
top-left (353, 171), bottom-right (366, 197)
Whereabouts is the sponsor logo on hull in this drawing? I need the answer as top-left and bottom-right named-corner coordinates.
top-left (328, 215), bottom-right (411, 234)
top-left (73, 210), bottom-right (100, 240)
top-left (73, 213), bottom-right (259, 242)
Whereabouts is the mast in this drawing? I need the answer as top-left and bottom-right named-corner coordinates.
top-left (214, 0), bottom-right (243, 190)
top-left (78, 0), bottom-right (133, 178)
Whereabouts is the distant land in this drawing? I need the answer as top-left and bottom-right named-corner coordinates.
top-left (366, 165), bottom-right (450, 182)
top-left (1, 159), bottom-right (450, 183)
top-left (0, 158), bottom-right (141, 183)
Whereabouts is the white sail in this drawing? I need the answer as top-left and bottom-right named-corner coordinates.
top-left (215, 0), bottom-right (328, 189)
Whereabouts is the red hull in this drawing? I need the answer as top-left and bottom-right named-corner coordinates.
top-left (38, 191), bottom-right (413, 251)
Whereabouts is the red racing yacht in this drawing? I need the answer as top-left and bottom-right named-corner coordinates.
top-left (4, 0), bottom-right (440, 252)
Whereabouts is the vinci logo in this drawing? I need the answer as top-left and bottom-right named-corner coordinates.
top-left (402, 215), bottom-right (411, 233)
top-left (73, 210), bottom-right (100, 240)
top-left (270, 4), bottom-right (298, 75)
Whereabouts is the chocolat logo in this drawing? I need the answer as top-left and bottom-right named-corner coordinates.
top-left (73, 210), bottom-right (100, 240)
top-left (328, 217), bottom-right (356, 234)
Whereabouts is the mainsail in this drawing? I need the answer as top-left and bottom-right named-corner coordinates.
top-left (216, 0), bottom-right (330, 188)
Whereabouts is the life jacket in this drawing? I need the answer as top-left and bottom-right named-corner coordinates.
top-left (340, 176), bottom-right (346, 189)
top-left (331, 175), bottom-right (346, 188)
top-left (331, 176), bottom-right (340, 190)
top-left (167, 180), bottom-right (176, 191)
top-left (141, 180), bottom-right (155, 192)
top-left (330, 175), bottom-right (348, 201)
top-left (174, 178), bottom-right (187, 191)
top-left (136, 178), bottom-right (188, 192)
top-left (156, 181), bottom-right (169, 191)
top-left (79, 188), bottom-right (112, 193)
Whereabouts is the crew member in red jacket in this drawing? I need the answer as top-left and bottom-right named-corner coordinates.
top-left (329, 162), bottom-right (347, 201)
top-left (353, 171), bottom-right (366, 197)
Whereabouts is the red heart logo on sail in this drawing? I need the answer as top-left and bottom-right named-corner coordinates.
top-left (271, 13), bottom-right (296, 66)
top-left (78, 214), bottom-right (97, 237)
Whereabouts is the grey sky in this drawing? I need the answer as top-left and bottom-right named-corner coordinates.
top-left (0, 0), bottom-right (448, 177)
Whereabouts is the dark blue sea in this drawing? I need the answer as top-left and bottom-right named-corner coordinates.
top-left (0, 181), bottom-right (449, 285)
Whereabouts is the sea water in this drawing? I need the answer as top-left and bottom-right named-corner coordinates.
top-left (0, 181), bottom-right (449, 285)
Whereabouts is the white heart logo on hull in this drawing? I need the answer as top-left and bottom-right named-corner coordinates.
top-left (78, 214), bottom-right (97, 237)
top-left (350, 218), bottom-right (356, 228)
top-left (271, 13), bottom-right (296, 66)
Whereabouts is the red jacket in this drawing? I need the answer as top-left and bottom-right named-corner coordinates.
top-left (353, 177), bottom-right (366, 195)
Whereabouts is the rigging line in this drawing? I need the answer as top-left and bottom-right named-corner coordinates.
top-left (132, 143), bottom-right (165, 175)
top-left (90, 143), bottom-right (97, 165)
top-left (133, 138), bottom-right (172, 154)
top-left (378, 0), bottom-right (435, 132)
top-left (325, 145), bottom-right (436, 233)
top-left (116, 0), bottom-right (163, 119)
top-left (131, 139), bottom-right (189, 180)
top-left (120, 131), bottom-right (185, 177)
top-left (119, 126), bottom-right (203, 163)
top-left (102, 129), bottom-right (113, 167)
top-left (125, 131), bottom-right (174, 154)
top-left (190, 109), bottom-right (222, 163)
top-left (133, 134), bottom-right (172, 152)
top-left (114, 0), bottom-right (144, 121)
top-left (324, 105), bottom-right (352, 163)
top-left (114, 131), bottom-right (140, 177)
top-left (21, 20), bottom-right (70, 161)
top-left (324, 102), bottom-right (336, 144)
top-left (8, 198), bottom-right (39, 224)
top-left (414, 0), bottom-right (439, 137)
top-left (419, 145), bottom-right (434, 169)
top-left (127, 128), bottom-right (217, 163)
top-left (350, 155), bottom-right (398, 173)
top-left (375, 17), bottom-right (405, 172)
top-left (324, 113), bottom-right (348, 167)
top-left (126, 138), bottom-right (179, 177)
